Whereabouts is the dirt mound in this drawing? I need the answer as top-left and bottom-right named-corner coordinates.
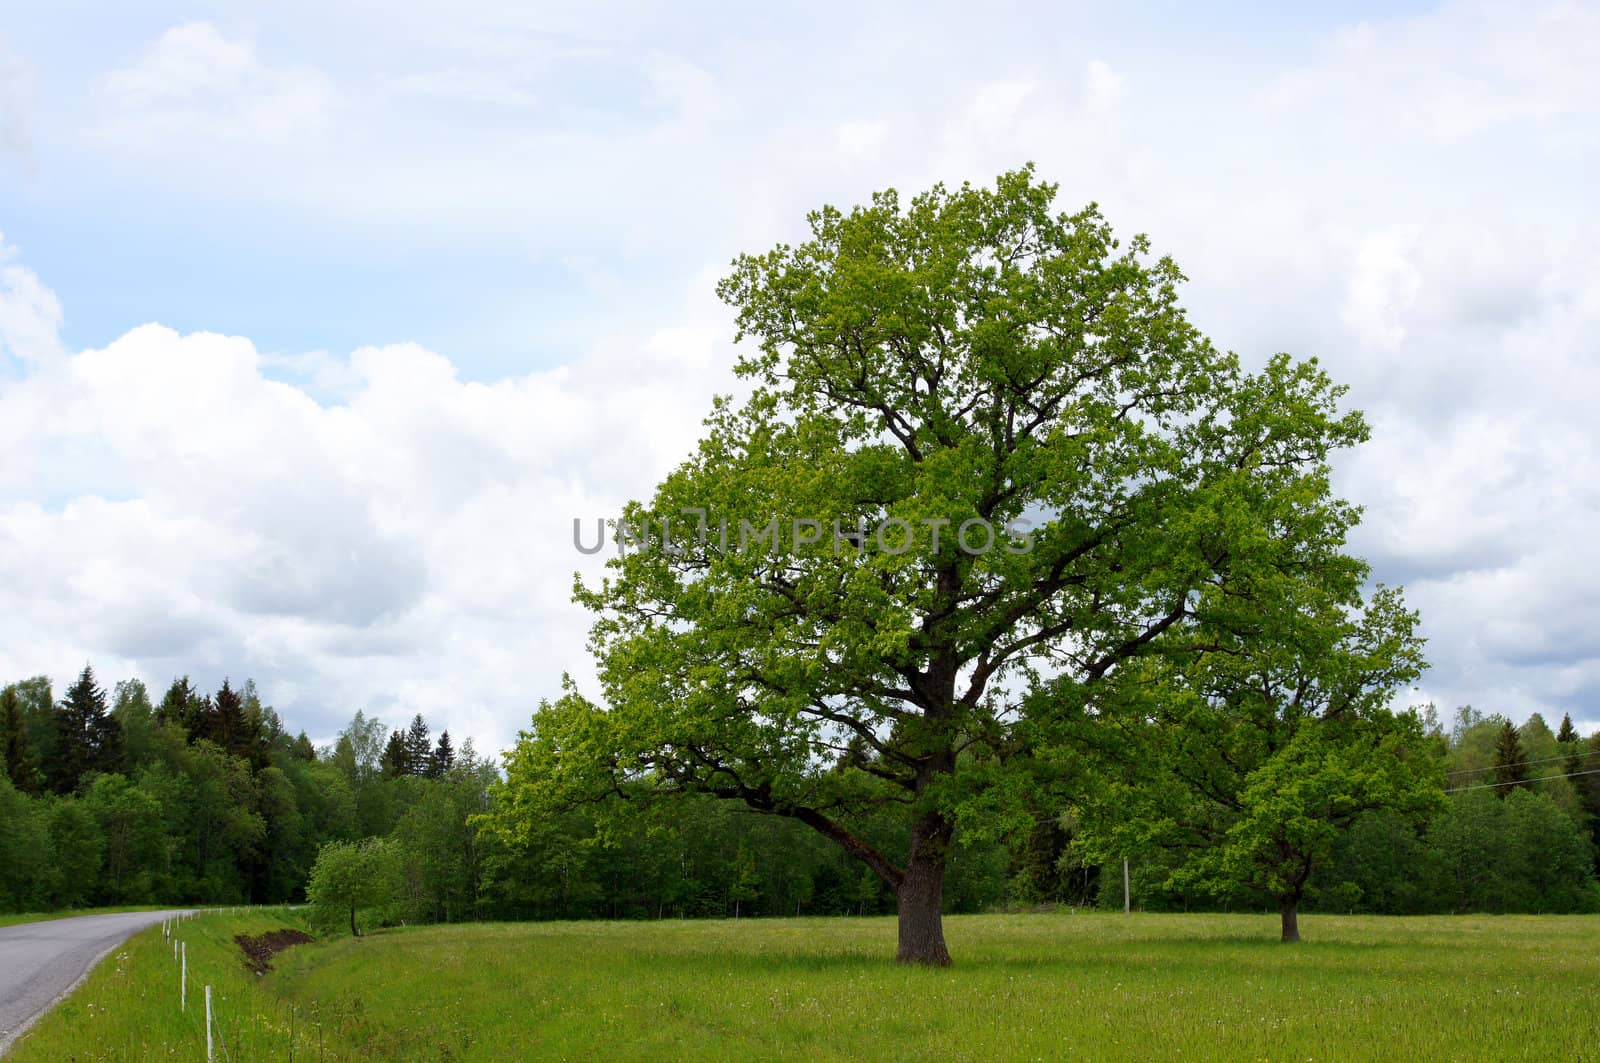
top-left (235, 929), bottom-right (315, 974)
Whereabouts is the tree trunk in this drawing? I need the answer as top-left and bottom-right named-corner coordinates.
top-left (1279, 897), bottom-right (1300, 943)
top-left (896, 814), bottom-right (953, 966)
top-left (350, 904), bottom-right (360, 938)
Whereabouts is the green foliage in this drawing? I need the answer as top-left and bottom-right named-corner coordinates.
top-left (391, 750), bottom-right (498, 923)
top-left (85, 773), bottom-right (165, 903)
top-left (111, 679), bottom-right (157, 771)
top-left (307, 837), bottom-right (401, 936)
top-left (47, 798), bottom-right (105, 908)
top-left (13, 677), bottom-right (57, 786)
top-left (1210, 717), bottom-right (1443, 903)
top-left (1317, 808), bottom-right (1432, 914)
top-left (381, 728), bottom-right (409, 778)
top-left (1424, 788), bottom-right (1599, 913)
top-left (430, 730), bottom-right (455, 778)
top-left (1, 683), bottom-right (43, 793)
top-left (501, 167), bottom-right (1377, 962)
top-left (0, 670), bottom-right (506, 921)
top-left (0, 775), bottom-right (53, 909)
top-left (52, 665), bottom-right (121, 793)
top-left (1074, 578), bottom-right (1441, 938)
top-left (1492, 719), bottom-right (1530, 793)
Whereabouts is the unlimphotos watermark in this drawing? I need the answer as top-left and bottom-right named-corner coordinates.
top-left (573, 511), bottom-right (1034, 557)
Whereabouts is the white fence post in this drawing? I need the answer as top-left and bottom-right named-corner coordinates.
top-left (180, 942), bottom-right (187, 1011)
top-left (205, 985), bottom-right (214, 1062)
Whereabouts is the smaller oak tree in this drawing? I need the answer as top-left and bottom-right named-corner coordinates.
top-left (1077, 587), bottom-right (1443, 942)
top-left (307, 837), bottom-right (399, 937)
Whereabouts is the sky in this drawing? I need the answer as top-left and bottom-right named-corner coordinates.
top-left (1, 1), bottom-right (1598, 752)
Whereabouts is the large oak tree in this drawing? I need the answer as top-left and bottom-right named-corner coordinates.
top-left (499, 167), bottom-right (1374, 964)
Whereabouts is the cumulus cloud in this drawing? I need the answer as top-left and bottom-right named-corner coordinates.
top-left (5, 0), bottom-right (1600, 746)
top-left (0, 243), bottom-right (738, 748)
top-left (0, 234), bottom-right (63, 367)
top-left (1343, 224), bottom-right (1423, 351)
top-left (1339, 234), bottom-right (1600, 727)
top-left (1265, 2), bottom-right (1600, 143)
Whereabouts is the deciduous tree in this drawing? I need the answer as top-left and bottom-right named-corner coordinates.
top-left (498, 167), bottom-right (1375, 964)
top-left (307, 837), bottom-right (399, 936)
top-left (1075, 587), bottom-right (1442, 941)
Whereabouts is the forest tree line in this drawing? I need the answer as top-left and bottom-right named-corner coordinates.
top-left (3, 664), bottom-right (1599, 925)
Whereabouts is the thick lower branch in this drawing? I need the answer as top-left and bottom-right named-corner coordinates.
top-left (787, 805), bottom-right (906, 890)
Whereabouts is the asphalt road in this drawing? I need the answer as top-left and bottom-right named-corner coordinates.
top-left (0, 909), bottom-right (194, 1055)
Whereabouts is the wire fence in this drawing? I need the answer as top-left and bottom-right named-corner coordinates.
top-left (159, 908), bottom-right (334, 1062)
top-left (162, 913), bottom-right (229, 1061)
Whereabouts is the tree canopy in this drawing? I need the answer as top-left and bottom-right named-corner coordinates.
top-left (498, 166), bottom-right (1382, 964)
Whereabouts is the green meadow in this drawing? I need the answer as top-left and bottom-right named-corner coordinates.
top-left (12, 910), bottom-right (1600, 1061)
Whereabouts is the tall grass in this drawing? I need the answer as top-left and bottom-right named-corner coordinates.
top-left (13, 910), bottom-right (1600, 1060)
top-left (9, 907), bottom-right (324, 1061)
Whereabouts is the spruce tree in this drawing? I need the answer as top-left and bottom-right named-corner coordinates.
top-left (1491, 719), bottom-right (1529, 796)
top-left (1557, 713), bottom-right (1584, 779)
top-left (1, 685), bottom-right (42, 792)
top-left (157, 676), bottom-right (199, 734)
top-left (211, 679), bottom-right (247, 757)
top-left (239, 678), bottom-right (272, 765)
top-left (404, 714), bottom-right (431, 776)
top-left (53, 664), bottom-right (120, 791)
top-left (429, 731), bottom-right (455, 778)
top-left (187, 693), bottom-right (215, 744)
top-left (381, 729), bottom-right (410, 777)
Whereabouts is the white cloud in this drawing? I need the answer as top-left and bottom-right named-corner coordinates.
top-left (643, 52), bottom-right (725, 135)
top-left (91, 22), bottom-right (335, 148)
top-left (0, 234), bottom-right (62, 367)
top-left (837, 120), bottom-right (888, 158)
top-left (0, 249), bottom-right (738, 748)
top-left (6, 0), bottom-right (1600, 744)
top-left (0, 42), bottom-right (32, 169)
top-left (1265, 2), bottom-right (1600, 143)
top-left (1083, 60), bottom-right (1124, 114)
top-left (381, 69), bottom-right (542, 110)
top-left (964, 80), bottom-right (1034, 128)
top-left (1343, 224), bottom-right (1422, 350)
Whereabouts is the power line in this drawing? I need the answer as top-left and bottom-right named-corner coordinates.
top-left (1444, 748), bottom-right (1599, 779)
top-left (1443, 766), bottom-right (1600, 794)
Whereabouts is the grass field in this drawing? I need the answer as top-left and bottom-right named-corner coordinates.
top-left (12, 910), bottom-right (1600, 1061)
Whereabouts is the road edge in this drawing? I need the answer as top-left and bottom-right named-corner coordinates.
top-left (0, 910), bottom-right (196, 1058)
